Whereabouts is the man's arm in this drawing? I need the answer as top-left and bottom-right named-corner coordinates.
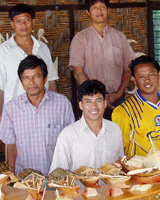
top-left (7, 144), bottom-right (17, 173)
top-left (106, 67), bottom-right (131, 105)
top-left (73, 66), bottom-right (89, 85)
top-left (48, 80), bottom-right (57, 92)
top-left (0, 89), bottom-right (4, 122)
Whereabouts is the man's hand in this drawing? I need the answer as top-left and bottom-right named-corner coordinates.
top-left (106, 93), bottom-right (121, 105)
top-left (7, 144), bottom-right (17, 173)
top-left (73, 66), bottom-right (88, 85)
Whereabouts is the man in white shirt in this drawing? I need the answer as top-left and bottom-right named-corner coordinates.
top-left (49, 80), bottom-right (124, 173)
top-left (0, 4), bottom-right (59, 120)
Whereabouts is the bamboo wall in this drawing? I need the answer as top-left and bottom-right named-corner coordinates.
top-left (0, 1), bottom-right (147, 102)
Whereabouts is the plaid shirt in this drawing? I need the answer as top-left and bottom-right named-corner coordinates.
top-left (0, 89), bottom-right (75, 175)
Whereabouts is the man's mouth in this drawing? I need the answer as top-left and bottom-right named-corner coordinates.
top-left (145, 84), bottom-right (151, 88)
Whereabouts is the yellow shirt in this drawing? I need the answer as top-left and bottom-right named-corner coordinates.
top-left (112, 90), bottom-right (160, 157)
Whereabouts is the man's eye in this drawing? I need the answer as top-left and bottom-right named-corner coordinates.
top-left (96, 99), bottom-right (101, 102)
top-left (23, 77), bottom-right (29, 80)
top-left (25, 18), bottom-right (30, 22)
top-left (35, 74), bottom-right (40, 79)
top-left (16, 19), bottom-right (21, 23)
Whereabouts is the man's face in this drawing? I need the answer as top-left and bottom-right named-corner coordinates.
top-left (21, 66), bottom-right (47, 97)
top-left (86, 1), bottom-right (108, 25)
top-left (79, 93), bottom-right (107, 122)
top-left (11, 13), bottom-right (35, 37)
top-left (133, 63), bottom-right (160, 97)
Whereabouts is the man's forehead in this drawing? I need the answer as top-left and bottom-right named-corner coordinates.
top-left (82, 93), bottom-right (103, 99)
top-left (135, 63), bottom-right (156, 72)
top-left (13, 13), bottom-right (32, 19)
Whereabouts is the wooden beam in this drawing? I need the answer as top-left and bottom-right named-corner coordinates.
top-left (146, 0), bottom-right (154, 57)
top-left (0, 2), bottom-right (146, 12)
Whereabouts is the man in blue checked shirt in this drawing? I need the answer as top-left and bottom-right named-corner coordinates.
top-left (0, 55), bottom-right (75, 176)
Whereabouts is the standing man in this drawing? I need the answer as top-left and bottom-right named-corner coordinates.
top-left (49, 80), bottom-right (124, 172)
top-left (112, 56), bottom-right (160, 157)
top-left (0, 55), bottom-right (74, 175)
top-left (69, 0), bottom-right (135, 119)
top-left (0, 4), bottom-right (59, 120)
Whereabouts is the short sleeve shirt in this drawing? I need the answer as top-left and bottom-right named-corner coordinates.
top-left (0, 34), bottom-right (59, 105)
top-left (0, 89), bottom-right (75, 175)
top-left (69, 25), bottom-right (136, 93)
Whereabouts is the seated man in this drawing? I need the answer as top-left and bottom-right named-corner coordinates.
top-left (112, 55), bottom-right (160, 157)
top-left (49, 80), bottom-right (124, 173)
top-left (0, 55), bottom-right (75, 176)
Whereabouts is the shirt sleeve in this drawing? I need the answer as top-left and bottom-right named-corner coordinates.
top-left (45, 46), bottom-right (59, 81)
top-left (69, 33), bottom-right (85, 69)
top-left (49, 128), bottom-right (72, 173)
top-left (0, 50), bottom-right (6, 91)
top-left (64, 99), bottom-right (75, 127)
top-left (112, 105), bottom-right (131, 149)
top-left (0, 105), bottom-right (16, 144)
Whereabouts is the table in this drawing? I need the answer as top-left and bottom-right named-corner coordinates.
top-left (2, 185), bottom-right (160, 200)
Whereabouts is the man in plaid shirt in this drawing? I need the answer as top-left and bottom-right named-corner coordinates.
top-left (0, 55), bottom-right (75, 175)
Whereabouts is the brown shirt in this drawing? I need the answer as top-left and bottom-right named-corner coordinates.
top-left (69, 25), bottom-right (136, 93)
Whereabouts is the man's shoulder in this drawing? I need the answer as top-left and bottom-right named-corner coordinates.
top-left (103, 118), bottom-right (121, 129)
top-left (5, 93), bottom-right (26, 108)
top-left (32, 35), bottom-right (49, 49)
top-left (73, 26), bottom-right (92, 39)
top-left (59, 119), bottom-right (81, 135)
top-left (0, 37), bottom-right (12, 49)
top-left (113, 95), bottom-right (138, 115)
top-left (107, 25), bottom-right (126, 38)
top-left (47, 91), bottom-right (70, 103)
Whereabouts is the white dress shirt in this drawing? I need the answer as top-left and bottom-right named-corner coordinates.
top-left (0, 34), bottom-right (59, 105)
top-left (49, 115), bottom-right (124, 173)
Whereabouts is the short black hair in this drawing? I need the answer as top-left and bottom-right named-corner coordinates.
top-left (77, 79), bottom-right (106, 101)
top-left (130, 55), bottom-right (160, 77)
top-left (85, 0), bottom-right (110, 11)
top-left (18, 55), bottom-right (48, 80)
top-left (9, 4), bottom-right (35, 21)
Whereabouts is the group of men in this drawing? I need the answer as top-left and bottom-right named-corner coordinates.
top-left (0, 0), bottom-right (159, 178)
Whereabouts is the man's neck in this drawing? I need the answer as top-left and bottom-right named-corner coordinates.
top-left (27, 91), bottom-right (45, 109)
top-left (139, 91), bottom-right (159, 104)
top-left (14, 35), bottom-right (33, 55)
top-left (85, 118), bottom-right (103, 136)
top-left (92, 21), bottom-right (107, 37)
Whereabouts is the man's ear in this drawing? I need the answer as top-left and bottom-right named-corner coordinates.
top-left (11, 21), bottom-right (14, 29)
top-left (104, 99), bottom-right (107, 109)
top-left (132, 76), bottom-right (136, 85)
top-left (79, 101), bottom-right (83, 111)
top-left (32, 19), bottom-right (35, 26)
top-left (158, 71), bottom-right (160, 80)
top-left (86, 9), bottom-right (90, 17)
top-left (45, 75), bottom-right (48, 83)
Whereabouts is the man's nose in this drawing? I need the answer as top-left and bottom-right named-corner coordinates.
top-left (145, 75), bottom-right (151, 82)
top-left (91, 101), bottom-right (97, 107)
top-left (21, 20), bottom-right (27, 25)
top-left (29, 77), bottom-right (34, 83)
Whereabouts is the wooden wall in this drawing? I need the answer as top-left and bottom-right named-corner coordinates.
top-left (0, 1), bottom-right (147, 108)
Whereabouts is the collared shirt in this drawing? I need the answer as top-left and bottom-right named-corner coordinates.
top-left (49, 115), bottom-right (124, 173)
top-left (112, 90), bottom-right (160, 157)
top-left (69, 24), bottom-right (135, 93)
top-left (0, 89), bottom-right (75, 175)
top-left (0, 34), bottom-right (59, 105)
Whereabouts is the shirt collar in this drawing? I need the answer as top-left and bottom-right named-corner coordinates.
top-left (8, 33), bottom-right (40, 49)
top-left (80, 114), bottom-right (105, 136)
top-left (136, 89), bottom-right (160, 108)
top-left (21, 87), bottom-right (50, 104)
top-left (90, 23), bottom-right (109, 37)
